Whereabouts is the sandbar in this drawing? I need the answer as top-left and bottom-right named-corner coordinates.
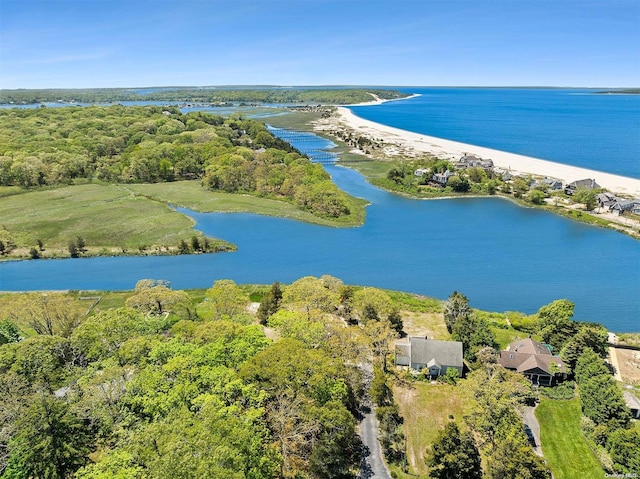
top-left (331, 100), bottom-right (640, 198)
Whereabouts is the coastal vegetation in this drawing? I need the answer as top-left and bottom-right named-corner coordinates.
top-left (0, 106), bottom-right (367, 259)
top-left (269, 108), bottom-right (640, 239)
top-left (0, 278), bottom-right (636, 478)
top-left (0, 87), bottom-right (409, 105)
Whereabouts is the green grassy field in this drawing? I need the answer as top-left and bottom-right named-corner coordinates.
top-left (125, 181), bottom-right (367, 226)
top-left (391, 382), bottom-right (471, 478)
top-left (0, 180), bottom-right (366, 260)
top-left (536, 397), bottom-right (604, 479)
top-left (0, 183), bottom-right (202, 254)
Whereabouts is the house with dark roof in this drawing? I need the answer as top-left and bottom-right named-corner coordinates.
top-left (541, 178), bottom-right (563, 191)
top-left (596, 192), bottom-right (618, 209)
top-left (498, 338), bottom-right (566, 385)
top-left (610, 199), bottom-right (640, 216)
top-left (564, 178), bottom-right (600, 195)
top-left (395, 337), bottom-right (463, 377)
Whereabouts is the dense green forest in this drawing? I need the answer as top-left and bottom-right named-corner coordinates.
top-left (0, 105), bottom-right (359, 212)
top-left (1, 278), bottom-right (638, 479)
top-left (0, 276), bottom-right (407, 478)
top-left (0, 105), bottom-right (368, 259)
top-left (0, 88), bottom-right (409, 105)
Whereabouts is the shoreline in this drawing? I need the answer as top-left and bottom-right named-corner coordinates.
top-left (333, 102), bottom-right (640, 198)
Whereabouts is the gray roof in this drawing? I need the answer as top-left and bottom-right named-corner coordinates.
top-left (624, 391), bottom-right (640, 410)
top-left (408, 337), bottom-right (463, 367)
top-left (568, 178), bottom-right (600, 189)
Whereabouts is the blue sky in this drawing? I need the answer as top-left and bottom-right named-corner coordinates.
top-left (1, 0), bottom-right (638, 88)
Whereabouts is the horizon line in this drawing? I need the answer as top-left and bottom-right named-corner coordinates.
top-left (1, 84), bottom-right (639, 91)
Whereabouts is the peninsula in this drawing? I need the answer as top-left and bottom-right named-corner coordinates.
top-left (323, 100), bottom-right (640, 198)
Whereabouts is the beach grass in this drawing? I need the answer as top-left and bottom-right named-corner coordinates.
top-left (536, 397), bottom-right (604, 479)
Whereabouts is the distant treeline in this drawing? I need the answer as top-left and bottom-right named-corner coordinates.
top-left (0, 105), bottom-right (358, 219)
top-left (0, 87), bottom-right (409, 105)
top-left (595, 88), bottom-right (640, 94)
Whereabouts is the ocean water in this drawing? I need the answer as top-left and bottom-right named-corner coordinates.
top-left (350, 88), bottom-right (640, 179)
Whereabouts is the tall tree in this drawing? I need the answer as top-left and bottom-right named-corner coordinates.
top-left (485, 426), bottom-right (551, 479)
top-left (6, 394), bottom-right (92, 479)
top-left (205, 279), bottom-right (249, 320)
top-left (536, 299), bottom-right (578, 351)
top-left (426, 422), bottom-right (482, 479)
top-left (607, 428), bottom-right (640, 474)
top-left (125, 279), bottom-right (190, 316)
top-left (257, 281), bottom-right (283, 324)
top-left (0, 292), bottom-right (82, 337)
top-left (444, 291), bottom-right (471, 333)
top-left (281, 276), bottom-right (339, 319)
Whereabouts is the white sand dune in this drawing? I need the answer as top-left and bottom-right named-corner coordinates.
top-left (333, 102), bottom-right (640, 198)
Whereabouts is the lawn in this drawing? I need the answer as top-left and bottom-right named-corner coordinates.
top-left (392, 382), bottom-right (471, 477)
top-left (535, 397), bottom-right (604, 479)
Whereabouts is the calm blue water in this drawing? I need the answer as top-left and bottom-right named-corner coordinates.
top-left (2, 162), bottom-right (639, 331)
top-left (1, 89), bottom-right (639, 331)
top-left (351, 88), bottom-right (640, 178)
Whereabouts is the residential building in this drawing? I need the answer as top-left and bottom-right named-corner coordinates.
top-left (564, 178), bottom-right (600, 195)
top-left (498, 338), bottom-right (566, 385)
top-left (395, 337), bottom-right (464, 377)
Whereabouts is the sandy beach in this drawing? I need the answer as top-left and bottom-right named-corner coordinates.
top-left (326, 99), bottom-right (640, 198)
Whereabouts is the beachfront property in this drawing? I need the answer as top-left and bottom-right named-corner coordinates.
top-left (564, 178), bottom-right (601, 195)
top-left (541, 178), bottom-right (563, 191)
top-left (610, 199), bottom-right (640, 216)
top-left (395, 337), bottom-right (464, 377)
top-left (492, 167), bottom-right (513, 181)
top-left (498, 338), bottom-right (566, 386)
top-left (454, 154), bottom-right (494, 170)
top-left (432, 170), bottom-right (453, 186)
top-left (596, 192), bottom-right (640, 216)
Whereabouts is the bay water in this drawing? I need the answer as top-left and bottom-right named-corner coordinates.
top-left (1, 89), bottom-right (639, 331)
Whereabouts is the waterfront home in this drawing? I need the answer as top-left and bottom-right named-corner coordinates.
top-left (610, 199), bottom-right (640, 216)
top-left (432, 170), bottom-right (453, 186)
top-left (414, 168), bottom-right (430, 177)
top-left (453, 154), bottom-right (493, 170)
top-left (493, 167), bottom-right (513, 181)
top-left (541, 178), bottom-right (563, 191)
top-left (455, 154), bottom-right (494, 170)
top-left (596, 192), bottom-right (618, 208)
top-left (498, 338), bottom-right (566, 385)
top-left (564, 178), bottom-right (601, 195)
top-left (395, 337), bottom-right (464, 377)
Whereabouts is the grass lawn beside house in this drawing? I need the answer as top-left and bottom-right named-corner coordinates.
top-left (391, 382), bottom-right (470, 478)
top-left (535, 397), bottom-right (604, 479)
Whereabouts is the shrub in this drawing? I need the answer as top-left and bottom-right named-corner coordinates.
top-left (539, 381), bottom-right (575, 400)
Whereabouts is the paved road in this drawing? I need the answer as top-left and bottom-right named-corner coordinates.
top-left (357, 359), bottom-right (393, 479)
top-left (358, 406), bottom-right (393, 479)
top-left (522, 405), bottom-right (543, 456)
